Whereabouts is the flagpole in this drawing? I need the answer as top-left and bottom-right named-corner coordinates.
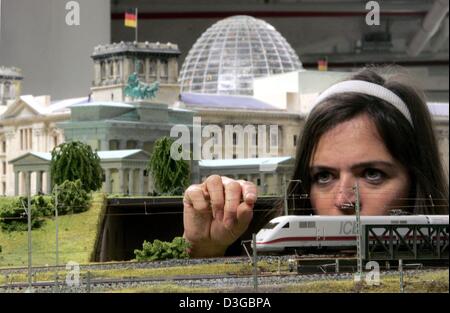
top-left (135, 7), bottom-right (138, 42)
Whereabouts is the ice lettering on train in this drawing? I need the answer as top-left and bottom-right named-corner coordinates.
top-left (339, 221), bottom-right (357, 234)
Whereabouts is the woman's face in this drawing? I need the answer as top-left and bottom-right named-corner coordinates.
top-left (309, 114), bottom-right (411, 215)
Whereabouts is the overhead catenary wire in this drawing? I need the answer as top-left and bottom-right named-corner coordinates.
top-left (1, 204), bottom-right (448, 221)
top-left (0, 187), bottom-right (447, 222)
top-left (1, 196), bottom-right (447, 208)
top-left (1, 195), bottom-right (447, 210)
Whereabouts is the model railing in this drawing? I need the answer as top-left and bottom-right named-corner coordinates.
top-left (363, 224), bottom-right (449, 260)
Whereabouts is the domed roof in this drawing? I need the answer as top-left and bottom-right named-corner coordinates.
top-left (179, 15), bottom-right (302, 96)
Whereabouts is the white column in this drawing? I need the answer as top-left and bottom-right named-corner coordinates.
top-left (148, 174), bottom-right (154, 194)
top-left (145, 58), bottom-right (150, 81)
top-left (128, 169), bottom-right (134, 195)
top-left (94, 61), bottom-right (101, 85)
top-left (105, 168), bottom-right (112, 193)
top-left (139, 169), bottom-right (145, 195)
top-left (14, 171), bottom-right (20, 196)
top-left (46, 171), bottom-right (52, 194)
top-left (36, 171), bottom-right (43, 194)
top-left (119, 169), bottom-right (125, 194)
top-left (20, 172), bottom-right (26, 195)
top-left (105, 62), bottom-right (110, 80)
top-left (260, 172), bottom-right (266, 194)
top-left (25, 171), bottom-right (31, 196)
top-left (113, 60), bottom-right (118, 78)
top-left (273, 173), bottom-right (279, 195)
top-left (28, 129), bottom-right (32, 150)
top-left (156, 59), bottom-right (161, 80)
top-left (20, 129), bottom-right (23, 150)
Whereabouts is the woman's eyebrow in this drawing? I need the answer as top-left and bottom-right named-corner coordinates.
top-left (310, 161), bottom-right (396, 173)
top-left (350, 161), bottom-right (396, 170)
top-left (309, 165), bottom-right (335, 173)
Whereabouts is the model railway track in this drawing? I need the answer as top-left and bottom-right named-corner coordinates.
top-left (0, 272), bottom-right (298, 291)
top-left (0, 256), bottom-right (255, 275)
top-left (0, 253), bottom-right (446, 275)
top-left (0, 254), bottom-right (347, 275)
top-left (2, 267), bottom-right (447, 292)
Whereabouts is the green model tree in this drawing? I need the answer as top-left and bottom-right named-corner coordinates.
top-left (148, 137), bottom-right (190, 195)
top-left (50, 141), bottom-right (103, 193)
top-left (134, 237), bottom-right (191, 261)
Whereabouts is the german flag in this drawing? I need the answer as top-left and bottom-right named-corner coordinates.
top-left (125, 9), bottom-right (137, 28)
top-left (318, 58), bottom-right (328, 71)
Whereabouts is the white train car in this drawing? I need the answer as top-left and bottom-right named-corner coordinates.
top-left (255, 215), bottom-right (449, 252)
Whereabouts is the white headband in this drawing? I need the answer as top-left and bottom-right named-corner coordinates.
top-left (314, 80), bottom-right (413, 126)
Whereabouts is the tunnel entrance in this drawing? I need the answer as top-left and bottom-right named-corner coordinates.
top-left (95, 196), bottom-right (279, 262)
top-left (95, 198), bottom-right (184, 262)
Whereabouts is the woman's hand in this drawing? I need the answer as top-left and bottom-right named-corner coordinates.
top-left (183, 175), bottom-right (257, 258)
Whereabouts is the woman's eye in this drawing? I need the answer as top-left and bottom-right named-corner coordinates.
top-left (314, 172), bottom-right (333, 184)
top-left (363, 169), bottom-right (385, 183)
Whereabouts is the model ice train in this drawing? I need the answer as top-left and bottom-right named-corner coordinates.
top-left (255, 215), bottom-right (449, 252)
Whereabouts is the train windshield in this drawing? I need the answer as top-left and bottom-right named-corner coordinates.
top-left (262, 222), bottom-right (279, 229)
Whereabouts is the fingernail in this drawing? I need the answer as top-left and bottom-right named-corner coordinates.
top-left (245, 192), bottom-right (256, 203)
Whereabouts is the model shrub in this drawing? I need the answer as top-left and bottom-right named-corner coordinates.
top-left (134, 237), bottom-right (191, 261)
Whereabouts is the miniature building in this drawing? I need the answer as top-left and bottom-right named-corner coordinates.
top-left (199, 156), bottom-right (295, 195)
top-left (0, 66), bottom-right (23, 107)
top-left (90, 41), bottom-right (181, 105)
top-left (9, 150), bottom-right (152, 196)
top-left (57, 100), bottom-right (194, 154)
top-left (0, 96), bottom-right (88, 195)
top-left (179, 15), bottom-right (302, 96)
top-left (55, 99), bottom-right (197, 195)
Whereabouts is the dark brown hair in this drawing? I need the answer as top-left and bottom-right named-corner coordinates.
top-left (271, 67), bottom-right (448, 218)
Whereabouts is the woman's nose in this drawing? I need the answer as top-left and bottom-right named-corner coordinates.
top-left (334, 174), bottom-right (357, 211)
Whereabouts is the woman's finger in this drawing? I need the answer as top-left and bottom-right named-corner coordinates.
top-left (234, 201), bottom-right (254, 236)
top-left (205, 175), bottom-right (225, 221)
top-left (236, 180), bottom-right (257, 205)
top-left (222, 179), bottom-right (242, 230)
top-left (183, 184), bottom-right (210, 213)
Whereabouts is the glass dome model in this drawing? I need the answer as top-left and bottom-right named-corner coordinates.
top-left (179, 15), bottom-right (302, 96)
